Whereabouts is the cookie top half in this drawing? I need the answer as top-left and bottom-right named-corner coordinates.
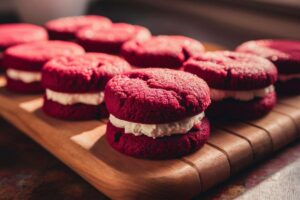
top-left (105, 68), bottom-right (210, 124)
top-left (183, 51), bottom-right (277, 90)
top-left (0, 23), bottom-right (48, 50)
top-left (4, 41), bottom-right (85, 71)
top-left (45, 15), bottom-right (112, 40)
top-left (42, 53), bottom-right (131, 93)
top-left (76, 23), bottom-right (151, 54)
top-left (121, 35), bottom-right (205, 68)
top-left (236, 40), bottom-right (300, 74)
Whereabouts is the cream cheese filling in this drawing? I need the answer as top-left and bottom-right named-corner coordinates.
top-left (278, 74), bottom-right (300, 82)
top-left (210, 85), bottom-right (274, 101)
top-left (46, 89), bottom-right (104, 106)
top-left (109, 112), bottom-right (205, 138)
top-left (6, 68), bottom-right (41, 83)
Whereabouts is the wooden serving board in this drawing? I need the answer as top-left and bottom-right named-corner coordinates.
top-left (0, 75), bottom-right (299, 200)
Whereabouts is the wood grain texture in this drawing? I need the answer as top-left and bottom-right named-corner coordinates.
top-left (182, 144), bottom-right (230, 192)
top-left (0, 75), bottom-right (299, 199)
top-left (207, 128), bottom-right (254, 174)
top-left (245, 112), bottom-right (298, 151)
top-left (215, 122), bottom-right (273, 161)
top-left (279, 97), bottom-right (300, 109)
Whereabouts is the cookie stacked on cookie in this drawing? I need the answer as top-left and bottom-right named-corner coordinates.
top-left (42, 53), bottom-right (131, 120)
top-left (184, 51), bottom-right (277, 119)
top-left (105, 68), bottom-right (211, 159)
top-left (3, 41), bottom-right (84, 93)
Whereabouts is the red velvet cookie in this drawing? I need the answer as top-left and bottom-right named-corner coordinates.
top-left (3, 41), bottom-right (85, 93)
top-left (42, 53), bottom-right (131, 120)
top-left (42, 53), bottom-right (131, 92)
top-left (0, 23), bottom-right (48, 50)
top-left (121, 35), bottom-right (205, 68)
top-left (236, 39), bottom-right (300, 95)
top-left (76, 23), bottom-right (151, 54)
top-left (45, 15), bottom-right (112, 40)
top-left (105, 68), bottom-right (211, 159)
top-left (0, 23), bottom-right (48, 71)
top-left (184, 51), bottom-right (277, 119)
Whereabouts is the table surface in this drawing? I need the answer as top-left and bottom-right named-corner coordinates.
top-left (0, 116), bottom-right (299, 200)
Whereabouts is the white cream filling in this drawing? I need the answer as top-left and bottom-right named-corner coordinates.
top-left (6, 68), bottom-right (41, 83)
top-left (46, 89), bottom-right (104, 106)
top-left (210, 85), bottom-right (274, 101)
top-left (278, 74), bottom-right (300, 82)
top-left (109, 112), bottom-right (205, 138)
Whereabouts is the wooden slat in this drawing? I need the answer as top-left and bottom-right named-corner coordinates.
top-left (207, 128), bottom-right (254, 174)
top-left (182, 144), bottom-right (230, 192)
top-left (273, 104), bottom-right (300, 135)
top-left (245, 112), bottom-right (298, 151)
top-left (215, 122), bottom-right (273, 161)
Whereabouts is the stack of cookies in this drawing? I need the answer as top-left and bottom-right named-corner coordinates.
top-left (0, 15), bottom-right (299, 159)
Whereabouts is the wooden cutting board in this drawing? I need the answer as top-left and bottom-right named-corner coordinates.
top-left (0, 77), bottom-right (299, 199)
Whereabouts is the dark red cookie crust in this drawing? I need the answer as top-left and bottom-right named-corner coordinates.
top-left (76, 23), bottom-right (151, 54)
top-left (121, 35), bottom-right (205, 68)
top-left (0, 23), bottom-right (48, 50)
top-left (106, 117), bottom-right (210, 159)
top-left (276, 80), bottom-right (300, 96)
top-left (42, 53), bottom-right (131, 93)
top-left (43, 98), bottom-right (108, 120)
top-left (105, 68), bottom-right (210, 124)
top-left (183, 51), bottom-right (277, 90)
top-left (45, 15), bottom-right (112, 40)
top-left (0, 53), bottom-right (5, 72)
top-left (5, 77), bottom-right (43, 93)
top-left (3, 41), bottom-right (85, 71)
top-left (236, 40), bottom-right (300, 74)
top-left (207, 92), bottom-right (276, 119)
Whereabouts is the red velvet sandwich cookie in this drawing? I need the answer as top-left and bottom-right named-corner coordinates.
top-left (76, 23), bottom-right (151, 54)
top-left (42, 53), bottom-right (131, 120)
top-left (236, 40), bottom-right (300, 95)
top-left (105, 68), bottom-right (211, 159)
top-left (45, 15), bottom-right (112, 40)
top-left (0, 23), bottom-right (48, 71)
top-left (3, 41), bottom-right (85, 93)
top-left (121, 35), bottom-right (205, 68)
top-left (184, 51), bottom-right (277, 119)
